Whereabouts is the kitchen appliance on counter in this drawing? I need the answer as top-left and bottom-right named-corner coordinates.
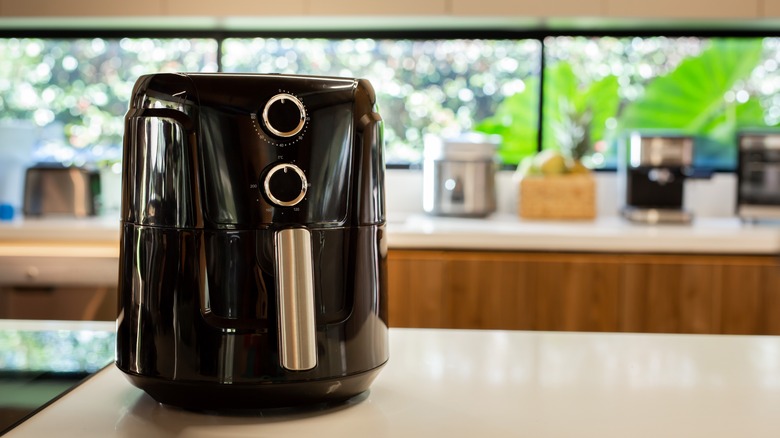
top-left (619, 133), bottom-right (694, 224)
top-left (737, 132), bottom-right (780, 221)
top-left (116, 73), bottom-right (388, 410)
top-left (22, 164), bottom-right (100, 217)
top-left (422, 133), bottom-right (498, 217)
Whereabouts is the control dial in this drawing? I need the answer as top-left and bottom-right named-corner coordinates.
top-left (264, 163), bottom-right (308, 207)
top-left (262, 93), bottom-right (306, 138)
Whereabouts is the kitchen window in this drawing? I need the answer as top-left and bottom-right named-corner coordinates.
top-left (538, 36), bottom-right (780, 170)
top-left (0, 37), bottom-right (218, 167)
top-left (0, 31), bottom-right (777, 171)
top-left (221, 37), bottom-right (541, 165)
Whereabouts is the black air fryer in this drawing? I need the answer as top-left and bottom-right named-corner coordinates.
top-left (116, 73), bottom-right (388, 410)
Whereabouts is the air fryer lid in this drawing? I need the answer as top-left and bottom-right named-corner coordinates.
top-left (122, 73), bottom-right (384, 230)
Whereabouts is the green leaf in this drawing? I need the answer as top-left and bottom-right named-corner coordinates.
top-left (541, 62), bottom-right (577, 152)
top-left (583, 75), bottom-right (619, 145)
top-left (619, 38), bottom-right (765, 134)
top-left (735, 97), bottom-right (770, 127)
top-left (474, 78), bottom-right (539, 165)
top-left (541, 61), bottom-right (619, 159)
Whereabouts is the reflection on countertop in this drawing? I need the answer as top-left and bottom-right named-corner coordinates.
top-left (0, 319), bottom-right (115, 436)
top-left (6, 328), bottom-right (780, 437)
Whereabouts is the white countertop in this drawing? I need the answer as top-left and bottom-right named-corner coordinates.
top-left (389, 213), bottom-right (780, 254)
top-left (6, 327), bottom-right (780, 437)
top-left (2, 213), bottom-right (780, 254)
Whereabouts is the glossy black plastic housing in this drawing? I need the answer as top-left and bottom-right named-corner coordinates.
top-left (116, 73), bottom-right (388, 410)
top-left (625, 167), bottom-right (686, 208)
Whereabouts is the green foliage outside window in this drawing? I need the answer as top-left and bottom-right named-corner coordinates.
top-left (619, 38), bottom-right (769, 167)
top-left (0, 35), bottom-right (777, 169)
top-left (222, 38), bottom-right (541, 164)
top-left (0, 38), bottom-right (217, 162)
top-left (477, 37), bottom-right (778, 168)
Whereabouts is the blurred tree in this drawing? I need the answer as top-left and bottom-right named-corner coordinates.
top-left (0, 38), bottom-right (217, 162)
top-left (221, 38), bottom-right (542, 164)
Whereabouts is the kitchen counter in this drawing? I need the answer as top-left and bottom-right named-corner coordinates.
top-left (0, 216), bottom-right (120, 244)
top-left (0, 218), bottom-right (119, 287)
top-left (6, 327), bottom-right (780, 437)
top-left (2, 213), bottom-right (780, 254)
top-left (1, 214), bottom-right (779, 288)
top-left (390, 213), bottom-right (780, 253)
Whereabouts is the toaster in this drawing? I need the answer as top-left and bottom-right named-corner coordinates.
top-left (22, 165), bottom-right (100, 217)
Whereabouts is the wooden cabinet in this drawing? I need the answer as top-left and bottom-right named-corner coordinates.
top-left (0, 286), bottom-right (116, 321)
top-left (719, 260), bottom-right (780, 334)
top-left (604, 0), bottom-right (760, 19)
top-left (388, 250), bottom-right (622, 332)
top-left (620, 256), bottom-right (723, 334)
top-left (620, 255), bottom-right (780, 335)
top-left (0, 0), bottom-right (771, 19)
top-left (387, 250), bottom-right (780, 335)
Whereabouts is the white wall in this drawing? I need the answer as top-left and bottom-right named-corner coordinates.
top-left (386, 169), bottom-right (738, 219)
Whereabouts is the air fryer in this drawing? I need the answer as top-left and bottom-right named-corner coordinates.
top-left (115, 73), bottom-right (388, 410)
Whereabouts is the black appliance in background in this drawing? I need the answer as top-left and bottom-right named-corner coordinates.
top-left (619, 133), bottom-right (695, 224)
top-left (737, 132), bottom-right (780, 221)
top-left (115, 73), bottom-right (388, 410)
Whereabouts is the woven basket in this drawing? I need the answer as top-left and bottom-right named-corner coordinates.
top-left (518, 174), bottom-right (596, 220)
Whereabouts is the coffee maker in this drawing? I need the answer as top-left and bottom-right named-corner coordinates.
top-left (116, 73), bottom-right (388, 410)
top-left (619, 133), bottom-right (694, 224)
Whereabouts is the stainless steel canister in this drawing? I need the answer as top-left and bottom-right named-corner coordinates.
top-left (423, 133), bottom-right (498, 217)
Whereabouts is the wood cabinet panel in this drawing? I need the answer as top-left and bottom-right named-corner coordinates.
top-left (450, 0), bottom-right (604, 17)
top-left (604, 0), bottom-right (760, 18)
top-left (446, 256), bottom-right (528, 330)
top-left (0, 286), bottom-right (115, 321)
top-left (620, 258), bottom-right (721, 334)
top-left (386, 251), bottom-right (448, 328)
top-left (388, 250), bottom-right (621, 331)
top-left (763, 0), bottom-right (780, 17)
top-left (528, 257), bottom-right (620, 332)
top-left (308, 0), bottom-right (447, 15)
top-left (388, 250), bottom-right (780, 335)
top-left (719, 261), bottom-right (780, 334)
top-left (0, 0), bottom-right (165, 16)
top-left (3, 0), bottom-right (771, 19)
top-left (621, 255), bottom-right (780, 335)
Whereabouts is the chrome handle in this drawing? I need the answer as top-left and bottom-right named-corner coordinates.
top-left (274, 228), bottom-right (317, 371)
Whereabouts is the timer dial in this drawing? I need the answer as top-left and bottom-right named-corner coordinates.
top-left (262, 93), bottom-right (306, 138)
top-left (263, 163), bottom-right (308, 207)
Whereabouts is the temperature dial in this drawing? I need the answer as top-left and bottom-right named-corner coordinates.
top-left (262, 93), bottom-right (306, 138)
top-left (264, 163), bottom-right (308, 207)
